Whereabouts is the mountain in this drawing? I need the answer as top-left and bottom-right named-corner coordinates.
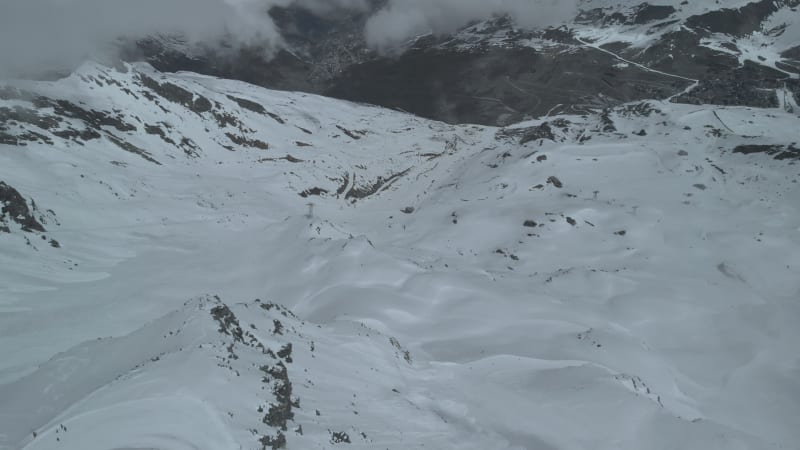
top-left (3, 1), bottom-right (800, 449)
top-left (1, 57), bottom-right (799, 449)
top-left (131, 0), bottom-right (800, 125)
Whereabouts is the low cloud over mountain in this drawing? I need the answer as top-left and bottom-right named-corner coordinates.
top-left (0, 0), bottom-right (576, 76)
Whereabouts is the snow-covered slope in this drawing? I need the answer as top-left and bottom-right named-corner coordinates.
top-left (1, 63), bottom-right (800, 449)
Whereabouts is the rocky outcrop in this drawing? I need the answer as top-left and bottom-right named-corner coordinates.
top-left (0, 182), bottom-right (47, 234)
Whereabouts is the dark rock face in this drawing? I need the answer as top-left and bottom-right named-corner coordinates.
top-left (632, 4), bottom-right (677, 24)
top-left (685, 0), bottom-right (798, 36)
top-left (577, 3), bottom-right (676, 26)
top-left (733, 144), bottom-right (800, 160)
top-left (0, 182), bottom-right (46, 233)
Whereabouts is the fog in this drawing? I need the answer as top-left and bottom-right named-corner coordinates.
top-left (0, 0), bottom-right (577, 76)
top-left (365, 0), bottom-right (578, 51)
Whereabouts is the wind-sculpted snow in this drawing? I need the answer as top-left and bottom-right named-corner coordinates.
top-left (1, 64), bottom-right (800, 449)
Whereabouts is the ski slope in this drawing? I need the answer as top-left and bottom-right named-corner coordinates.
top-left (1, 62), bottom-right (799, 449)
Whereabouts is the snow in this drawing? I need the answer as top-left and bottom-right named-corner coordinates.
top-left (1, 62), bottom-right (799, 449)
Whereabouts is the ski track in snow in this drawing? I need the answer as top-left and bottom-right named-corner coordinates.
top-left (0, 60), bottom-right (799, 450)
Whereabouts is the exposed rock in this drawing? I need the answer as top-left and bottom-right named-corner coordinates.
top-left (225, 133), bottom-right (269, 150)
top-left (139, 74), bottom-right (213, 114)
top-left (685, 0), bottom-right (797, 37)
top-left (547, 176), bottom-right (563, 189)
top-left (0, 182), bottom-right (47, 233)
top-left (330, 431), bottom-right (351, 444)
top-left (226, 95), bottom-right (268, 115)
top-left (733, 144), bottom-right (800, 160)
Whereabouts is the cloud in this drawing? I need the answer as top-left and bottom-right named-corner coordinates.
top-left (0, 0), bottom-right (288, 77)
top-left (365, 0), bottom-right (579, 51)
top-left (0, 0), bottom-right (577, 77)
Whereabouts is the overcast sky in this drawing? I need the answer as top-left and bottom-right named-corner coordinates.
top-left (0, 0), bottom-right (577, 76)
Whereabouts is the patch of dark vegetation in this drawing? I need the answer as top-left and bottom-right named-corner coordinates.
top-left (401, 206), bottom-right (415, 214)
top-left (523, 220), bottom-right (538, 227)
top-left (0, 182), bottom-right (46, 233)
top-left (733, 144), bottom-right (800, 160)
top-left (295, 141), bottom-right (312, 147)
top-left (226, 133), bottom-right (270, 150)
top-left (675, 80), bottom-right (779, 108)
top-left (673, 55), bottom-right (793, 108)
top-left (139, 74), bottom-right (213, 113)
top-left (345, 168), bottom-right (411, 200)
top-left (106, 134), bottom-right (161, 165)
